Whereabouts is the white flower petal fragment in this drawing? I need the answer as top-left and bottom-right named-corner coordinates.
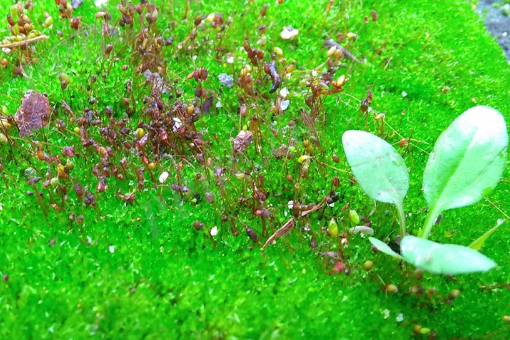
top-left (349, 226), bottom-right (374, 235)
top-left (280, 26), bottom-right (299, 40)
top-left (401, 236), bottom-right (496, 275)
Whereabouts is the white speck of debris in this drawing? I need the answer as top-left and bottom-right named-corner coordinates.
top-left (216, 101), bottom-right (222, 108)
top-left (280, 100), bottom-right (290, 111)
top-left (402, 91), bottom-right (407, 97)
top-left (227, 56), bottom-right (234, 64)
top-left (109, 245), bottom-right (115, 253)
top-left (172, 117), bottom-right (182, 132)
top-left (280, 26), bottom-right (299, 40)
top-left (210, 226), bottom-right (218, 236)
top-left (192, 55), bottom-right (197, 62)
top-left (287, 200), bottom-right (294, 209)
top-left (349, 226), bottom-right (374, 235)
top-left (159, 171), bottom-right (169, 183)
top-left (383, 309), bottom-right (390, 319)
top-left (396, 313), bottom-right (404, 322)
top-left (503, 32), bottom-right (508, 37)
top-left (94, 0), bottom-right (107, 6)
top-left (280, 87), bottom-right (289, 98)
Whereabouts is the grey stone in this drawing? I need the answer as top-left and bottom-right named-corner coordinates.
top-left (218, 73), bottom-right (234, 88)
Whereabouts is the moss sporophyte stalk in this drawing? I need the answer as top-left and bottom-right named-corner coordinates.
top-left (0, 0), bottom-right (509, 338)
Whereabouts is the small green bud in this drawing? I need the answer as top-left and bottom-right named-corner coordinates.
top-left (98, 146), bottom-right (107, 156)
top-left (349, 210), bottom-right (360, 224)
top-left (136, 128), bottom-right (145, 139)
top-left (12, 24), bottom-right (20, 36)
top-left (297, 155), bottom-right (309, 164)
top-left (50, 177), bottom-right (59, 187)
top-left (413, 269), bottom-right (424, 281)
top-left (10, 6), bottom-right (18, 20)
top-left (326, 46), bottom-right (337, 58)
top-left (206, 13), bottom-right (215, 22)
top-left (385, 284), bottom-right (398, 294)
top-left (58, 73), bottom-right (71, 84)
top-left (259, 35), bottom-right (267, 46)
top-left (327, 218), bottom-right (338, 237)
top-left (66, 159), bottom-right (74, 170)
top-left (419, 328), bottom-right (431, 335)
top-left (273, 47), bottom-right (283, 57)
top-left (363, 261), bottom-right (374, 271)
top-left (57, 164), bottom-right (65, 177)
top-left (44, 16), bottom-right (54, 29)
top-left (448, 289), bottom-right (460, 300)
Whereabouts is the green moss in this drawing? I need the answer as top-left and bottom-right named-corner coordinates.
top-left (0, 0), bottom-right (509, 338)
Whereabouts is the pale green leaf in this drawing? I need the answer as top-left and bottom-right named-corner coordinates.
top-left (342, 130), bottom-right (409, 205)
top-left (401, 236), bottom-right (496, 275)
top-left (469, 219), bottom-right (505, 251)
top-left (423, 106), bottom-right (508, 213)
top-left (368, 237), bottom-right (403, 260)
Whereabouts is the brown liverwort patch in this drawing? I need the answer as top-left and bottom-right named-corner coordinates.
top-left (15, 90), bottom-right (50, 137)
top-left (233, 130), bottom-right (253, 154)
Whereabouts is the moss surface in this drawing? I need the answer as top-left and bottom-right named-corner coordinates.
top-left (0, 0), bottom-right (509, 338)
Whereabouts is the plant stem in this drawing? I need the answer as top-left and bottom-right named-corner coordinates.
top-left (396, 202), bottom-right (406, 238)
top-left (422, 205), bottom-right (442, 239)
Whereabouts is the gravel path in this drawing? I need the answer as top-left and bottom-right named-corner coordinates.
top-left (476, 0), bottom-right (510, 60)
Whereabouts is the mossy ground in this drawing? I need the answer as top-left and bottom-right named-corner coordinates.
top-left (0, 0), bottom-right (509, 339)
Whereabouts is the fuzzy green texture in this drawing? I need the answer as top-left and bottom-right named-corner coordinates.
top-left (0, 0), bottom-right (509, 339)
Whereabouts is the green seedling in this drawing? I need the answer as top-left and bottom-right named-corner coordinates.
top-left (342, 106), bottom-right (508, 275)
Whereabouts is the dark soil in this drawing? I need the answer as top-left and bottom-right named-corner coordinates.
top-left (476, 0), bottom-right (510, 60)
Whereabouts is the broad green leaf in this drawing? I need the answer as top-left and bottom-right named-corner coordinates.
top-left (368, 237), bottom-right (403, 260)
top-left (401, 236), bottom-right (496, 275)
top-left (423, 106), bottom-right (508, 213)
top-left (469, 219), bottom-right (505, 251)
top-left (342, 130), bottom-right (409, 205)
